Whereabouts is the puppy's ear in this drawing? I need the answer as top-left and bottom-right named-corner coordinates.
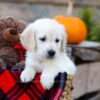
top-left (20, 24), bottom-right (35, 52)
top-left (61, 26), bottom-right (67, 52)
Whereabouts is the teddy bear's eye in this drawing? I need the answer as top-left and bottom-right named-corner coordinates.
top-left (55, 39), bottom-right (59, 43)
top-left (40, 37), bottom-right (46, 42)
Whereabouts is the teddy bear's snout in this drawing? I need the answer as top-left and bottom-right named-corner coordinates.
top-left (10, 28), bottom-right (18, 35)
top-left (3, 28), bottom-right (20, 42)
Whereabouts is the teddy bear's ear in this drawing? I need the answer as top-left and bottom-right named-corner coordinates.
top-left (17, 20), bottom-right (27, 33)
top-left (20, 24), bottom-right (35, 52)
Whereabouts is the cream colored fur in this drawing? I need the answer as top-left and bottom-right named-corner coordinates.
top-left (20, 18), bottom-right (76, 90)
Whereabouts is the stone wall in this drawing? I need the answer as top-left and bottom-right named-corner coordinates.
top-left (0, 0), bottom-right (100, 23)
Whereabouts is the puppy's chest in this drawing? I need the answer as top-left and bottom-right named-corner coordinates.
top-left (35, 60), bottom-right (53, 72)
top-left (34, 61), bottom-right (45, 72)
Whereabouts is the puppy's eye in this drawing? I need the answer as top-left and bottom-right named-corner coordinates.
top-left (55, 39), bottom-right (59, 43)
top-left (40, 37), bottom-right (46, 42)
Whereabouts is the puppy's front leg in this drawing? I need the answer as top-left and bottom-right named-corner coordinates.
top-left (20, 53), bottom-right (36, 83)
top-left (20, 66), bottom-right (36, 83)
top-left (40, 67), bottom-right (59, 90)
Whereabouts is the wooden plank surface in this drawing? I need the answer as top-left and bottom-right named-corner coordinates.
top-left (72, 64), bottom-right (89, 98)
top-left (68, 41), bottom-right (100, 48)
top-left (72, 62), bottom-right (100, 99)
top-left (87, 62), bottom-right (100, 93)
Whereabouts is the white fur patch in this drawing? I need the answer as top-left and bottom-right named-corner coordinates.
top-left (20, 18), bottom-right (76, 89)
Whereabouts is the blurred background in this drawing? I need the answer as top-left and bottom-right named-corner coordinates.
top-left (0, 0), bottom-right (100, 100)
top-left (0, 0), bottom-right (100, 42)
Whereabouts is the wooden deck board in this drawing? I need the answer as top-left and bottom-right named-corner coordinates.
top-left (72, 62), bottom-right (100, 99)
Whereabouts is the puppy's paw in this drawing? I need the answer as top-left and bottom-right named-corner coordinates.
top-left (40, 73), bottom-right (55, 90)
top-left (20, 68), bottom-right (36, 83)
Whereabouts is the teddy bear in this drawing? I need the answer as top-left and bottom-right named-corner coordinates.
top-left (0, 16), bottom-right (26, 70)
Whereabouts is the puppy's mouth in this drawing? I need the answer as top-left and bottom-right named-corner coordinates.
top-left (47, 54), bottom-right (56, 59)
top-left (47, 55), bottom-right (55, 59)
top-left (37, 50), bottom-right (56, 60)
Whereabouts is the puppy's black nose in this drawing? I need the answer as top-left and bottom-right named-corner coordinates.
top-left (48, 50), bottom-right (55, 57)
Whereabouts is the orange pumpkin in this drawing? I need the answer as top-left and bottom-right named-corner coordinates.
top-left (54, 16), bottom-right (87, 44)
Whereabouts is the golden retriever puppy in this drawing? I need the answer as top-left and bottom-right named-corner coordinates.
top-left (20, 18), bottom-right (76, 90)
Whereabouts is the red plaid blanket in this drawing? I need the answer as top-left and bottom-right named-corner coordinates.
top-left (0, 68), bottom-right (67, 100)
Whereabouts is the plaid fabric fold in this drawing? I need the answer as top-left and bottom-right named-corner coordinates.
top-left (0, 68), bottom-right (67, 100)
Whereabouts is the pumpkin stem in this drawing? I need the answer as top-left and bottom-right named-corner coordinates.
top-left (66, 0), bottom-right (74, 16)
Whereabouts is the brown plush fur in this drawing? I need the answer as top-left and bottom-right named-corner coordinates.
top-left (0, 17), bottom-right (26, 69)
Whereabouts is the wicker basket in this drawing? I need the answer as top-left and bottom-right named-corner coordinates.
top-left (60, 75), bottom-right (73, 100)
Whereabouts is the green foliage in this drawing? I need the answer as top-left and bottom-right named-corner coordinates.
top-left (80, 8), bottom-right (100, 42)
top-left (90, 25), bottom-right (100, 42)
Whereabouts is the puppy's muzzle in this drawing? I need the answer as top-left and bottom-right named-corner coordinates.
top-left (48, 50), bottom-right (55, 58)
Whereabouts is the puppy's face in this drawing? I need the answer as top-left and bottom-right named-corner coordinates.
top-left (36, 30), bottom-right (62, 59)
top-left (20, 18), bottom-right (67, 60)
